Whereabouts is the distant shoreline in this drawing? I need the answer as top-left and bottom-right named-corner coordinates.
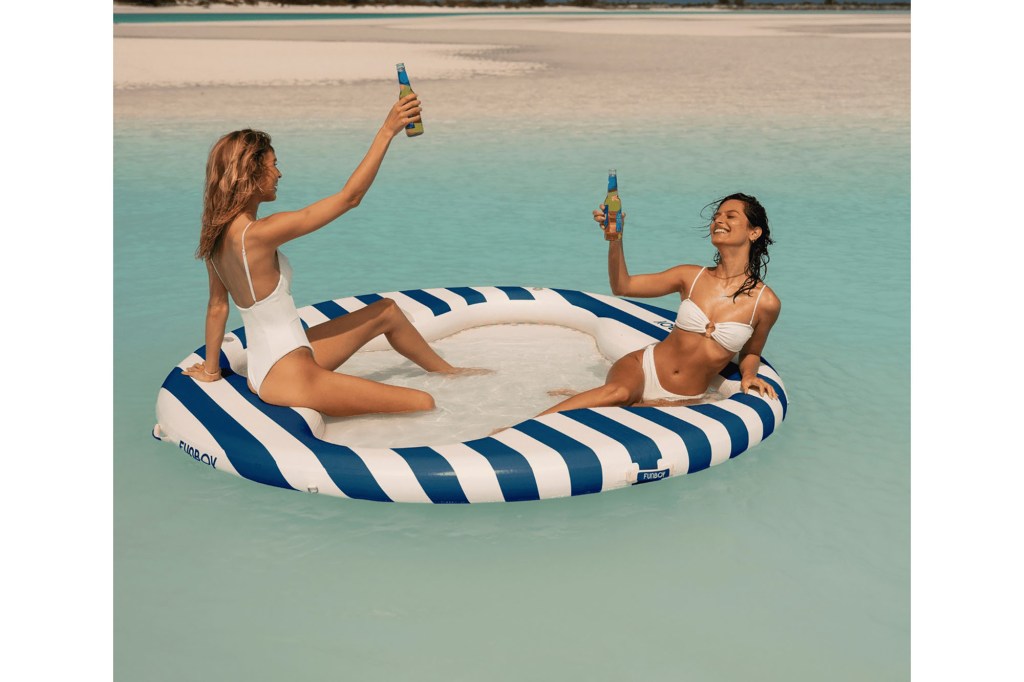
top-left (113, 1), bottom-right (912, 13)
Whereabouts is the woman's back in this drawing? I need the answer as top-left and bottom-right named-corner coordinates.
top-left (211, 218), bottom-right (286, 309)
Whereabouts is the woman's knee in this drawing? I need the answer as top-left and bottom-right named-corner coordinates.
top-left (409, 389), bottom-right (436, 412)
top-left (370, 297), bottom-right (399, 316)
top-left (368, 298), bottom-right (403, 330)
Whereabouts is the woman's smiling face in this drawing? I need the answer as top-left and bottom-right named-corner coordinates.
top-left (710, 198), bottom-right (761, 246)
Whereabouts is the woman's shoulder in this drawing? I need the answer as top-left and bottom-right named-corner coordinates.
top-left (756, 283), bottom-right (781, 313)
top-left (670, 263), bottom-right (706, 277)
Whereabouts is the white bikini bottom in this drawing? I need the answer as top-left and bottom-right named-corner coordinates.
top-left (641, 344), bottom-right (706, 402)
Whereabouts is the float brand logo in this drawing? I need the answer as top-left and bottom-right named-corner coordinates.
top-left (179, 440), bottom-right (218, 469)
top-left (636, 469), bottom-right (669, 483)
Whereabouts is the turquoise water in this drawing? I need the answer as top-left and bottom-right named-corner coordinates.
top-left (115, 100), bottom-right (908, 678)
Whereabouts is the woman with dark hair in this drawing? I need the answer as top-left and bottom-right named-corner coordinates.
top-left (182, 94), bottom-right (483, 416)
top-left (539, 193), bottom-right (781, 416)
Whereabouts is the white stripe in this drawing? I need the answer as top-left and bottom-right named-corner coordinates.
top-left (537, 413), bottom-right (635, 492)
top-left (347, 447), bottom-right (432, 503)
top-left (656, 406), bottom-right (734, 467)
top-left (515, 287), bottom-right (563, 305)
top-left (334, 296), bottom-right (371, 312)
top-left (492, 428), bottom-right (573, 500)
top-left (201, 380), bottom-right (347, 497)
top-left (595, 407), bottom-right (690, 476)
top-left (177, 352), bottom-right (203, 371)
top-left (429, 443), bottom-right (506, 503)
top-left (156, 388), bottom-right (239, 477)
top-left (716, 398), bottom-right (765, 446)
top-left (220, 335), bottom-right (248, 374)
top-left (472, 286), bottom-right (519, 303)
top-left (597, 294), bottom-right (677, 330)
top-left (298, 305), bottom-right (330, 327)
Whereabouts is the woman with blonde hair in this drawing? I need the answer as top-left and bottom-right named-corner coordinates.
top-left (182, 94), bottom-right (482, 416)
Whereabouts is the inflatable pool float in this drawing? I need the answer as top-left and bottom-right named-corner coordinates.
top-left (153, 286), bottom-right (788, 503)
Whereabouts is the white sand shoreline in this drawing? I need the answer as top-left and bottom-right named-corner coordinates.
top-left (114, 11), bottom-right (907, 90)
top-left (112, 2), bottom-right (657, 15)
top-left (114, 10), bottom-right (908, 127)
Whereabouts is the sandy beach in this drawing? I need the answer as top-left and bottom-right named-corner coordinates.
top-left (113, 6), bottom-right (909, 127)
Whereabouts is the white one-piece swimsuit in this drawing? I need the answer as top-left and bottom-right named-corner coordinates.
top-left (214, 221), bottom-right (313, 397)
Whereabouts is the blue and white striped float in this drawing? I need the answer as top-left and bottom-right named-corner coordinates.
top-left (154, 286), bottom-right (788, 503)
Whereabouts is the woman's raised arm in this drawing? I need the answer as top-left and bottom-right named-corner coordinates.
top-left (594, 207), bottom-right (693, 298)
top-left (257, 94), bottom-right (422, 248)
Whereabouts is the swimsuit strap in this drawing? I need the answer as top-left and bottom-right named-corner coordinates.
top-left (749, 283), bottom-right (767, 325)
top-left (208, 257), bottom-right (224, 284)
top-left (687, 267), bottom-right (707, 300)
top-left (240, 220), bottom-right (257, 302)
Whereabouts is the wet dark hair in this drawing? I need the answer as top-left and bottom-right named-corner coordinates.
top-left (702, 192), bottom-right (774, 300)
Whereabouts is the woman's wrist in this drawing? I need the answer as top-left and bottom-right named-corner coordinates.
top-left (203, 365), bottom-right (221, 376)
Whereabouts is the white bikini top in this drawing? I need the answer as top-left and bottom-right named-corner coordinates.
top-left (675, 267), bottom-right (766, 353)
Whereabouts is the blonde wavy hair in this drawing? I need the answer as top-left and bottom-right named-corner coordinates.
top-left (196, 129), bottom-right (273, 260)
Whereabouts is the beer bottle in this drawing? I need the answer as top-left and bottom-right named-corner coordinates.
top-left (603, 169), bottom-right (623, 241)
top-left (396, 63), bottom-right (423, 137)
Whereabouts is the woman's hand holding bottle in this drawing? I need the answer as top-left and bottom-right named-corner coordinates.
top-left (383, 93), bottom-right (422, 138)
top-left (593, 205), bottom-right (626, 238)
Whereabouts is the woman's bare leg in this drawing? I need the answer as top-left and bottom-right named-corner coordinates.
top-left (537, 349), bottom-right (646, 416)
top-left (306, 298), bottom-right (456, 372)
top-left (259, 349), bottom-right (435, 417)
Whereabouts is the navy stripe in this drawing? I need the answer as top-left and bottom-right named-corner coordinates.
top-left (513, 420), bottom-right (603, 496)
top-left (623, 298), bottom-right (677, 320)
top-left (446, 286), bottom-right (486, 305)
top-left (399, 289), bottom-right (452, 316)
top-left (391, 446), bottom-right (469, 504)
top-left (232, 326), bottom-right (247, 348)
top-left (312, 300), bottom-right (348, 321)
top-left (496, 286), bottom-right (535, 301)
top-left (719, 362), bottom-right (742, 381)
top-left (160, 371), bottom-right (293, 490)
top-left (730, 393), bottom-right (777, 440)
top-left (689, 404), bottom-right (749, 459)
top-left (552, 289), bottom-right (669, 341)
top-left (462, 437), bottom-right (540, 502)
top-left (195, 346), bottom-right (234, 374)
top-left (220, 373), bottom-right (392, 502)
top-left (759, 374), bottom-right (788, 418)
top-left (561, 410), bottom-right (662, 470)
top-left (624, 408), bottom-right (714, 473)
top-left (356, 293), bottom-right (383, 306)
